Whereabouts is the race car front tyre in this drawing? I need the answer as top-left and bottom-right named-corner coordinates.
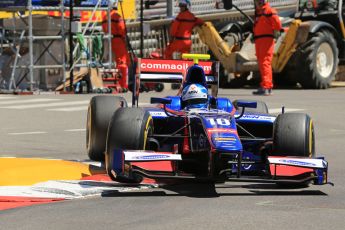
top-left (86, 96), bottom-right (127, 161)
top-left (272, 113), bottom-right (315, 157)
top-left (105, 108), bottom-right (153, 183)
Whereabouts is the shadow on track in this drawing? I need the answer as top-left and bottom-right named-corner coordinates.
top-left (101, 182), bottom-right (327, 198)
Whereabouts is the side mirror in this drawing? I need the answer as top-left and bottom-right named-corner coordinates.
top-left (236, 100), bottom-right (257, 109)
top-left (222, 0), bottom-right (233, 10)
top-left (234, 100), bottom-right (257, 119)
top-left (151, 97), bottom-right (172, 105)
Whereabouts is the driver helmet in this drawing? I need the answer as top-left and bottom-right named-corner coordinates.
top-left (181, 83), bottom-right (208, 109)
top-left (178, 0), bottom-right (191, 8)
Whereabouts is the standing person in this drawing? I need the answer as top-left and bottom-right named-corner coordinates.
top-left (164, 0), bottom-right (204, 59)
top-left (102, 3), bottom-right (130, 89)
top-left (252, 0), bottom-right (282, 96)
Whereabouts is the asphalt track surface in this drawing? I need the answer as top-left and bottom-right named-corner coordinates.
top-left (0, 87), bottom-right (345, 230)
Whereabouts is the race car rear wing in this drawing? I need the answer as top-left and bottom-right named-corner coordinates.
top-left (138, 58), bottom-right (186, 83)
top-left (138, 58), bottom-right (218, 84)
top-left (132, 54), bottom-right (220, 106)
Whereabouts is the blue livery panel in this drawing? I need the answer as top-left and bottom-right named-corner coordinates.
top-left (215, 97), bottom-right (235, 113)
top-left (201, 115), bottom-right (242, 152)
top-left (237, 114), bottom-right (276, 124)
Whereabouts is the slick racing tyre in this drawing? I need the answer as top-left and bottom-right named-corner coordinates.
top-left (86, 96), bottom-right (127, 161)
top-left (272, 113), bottom-right (315, 157)
top-left (233, 99), bottom-right (269, 114)
top-left (293, 30), bottom-right (338, 89)
top-left (106, 108), bottom-right (153, 183)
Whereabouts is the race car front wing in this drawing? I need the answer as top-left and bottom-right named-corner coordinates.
top-left (108, 150), bottom-right (330, 185)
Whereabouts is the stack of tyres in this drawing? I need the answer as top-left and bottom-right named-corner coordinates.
top-left (74, 80), bottom-right (91, 94)
top-left (92, 88), bottom-right (113, 94)
top-left (74, 81), bottom-right (115, 94)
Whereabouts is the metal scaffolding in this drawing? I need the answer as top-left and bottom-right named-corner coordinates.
top-left (0, 0), bottom-right (114, 92)
top-left (0, 0), bottom-right (298, 92)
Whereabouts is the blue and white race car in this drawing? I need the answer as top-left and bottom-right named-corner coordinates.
top-left (86, 54), bottom-right (329, 186)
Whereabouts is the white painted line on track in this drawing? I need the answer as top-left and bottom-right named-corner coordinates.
top-left (139, 103), bottom-right (151, 107)
top-left (64, 129), bottom-right (86, 132)
top-left (8, 131), bottom-right (47, 135)
top-left (330, 129), bottom-right (345, 134)
top-left (0, 98), bottom-right (62, 105)
top-left (0, 100), bottom-right (90, 109)
top-left (0, 96), bottom-right (16, 100)
top-left (49, 103), bottom-right (153, 112)
top-left (7, 129), bottom-right (86, 135)
top-left (48, 106), bottom-right (88, 112)
top-left (0, 180), bottom-right (157, 199)
top-left (269, 108), bottom-right (304, 114)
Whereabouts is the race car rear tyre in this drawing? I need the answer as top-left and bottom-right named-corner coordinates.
top-left (86, 96), bottom-right (127, 161)
top-left (106, 108), bottom-right (153, 183)
top-left (233, 99), bottom-right (269, 114)
top-left (272, 113), bottom-right (315, 157)
top-left (292, 30), bottom-right (338, 89)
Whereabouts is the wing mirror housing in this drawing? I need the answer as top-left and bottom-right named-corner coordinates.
top-left (235, 100), bottom-right (257, 119)
top-left (150, 97), bottom-right (172, 105)
top-left (236, 100), bottom-right (257, 109)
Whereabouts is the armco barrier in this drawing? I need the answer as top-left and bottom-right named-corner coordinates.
top-left (63, 0), bottom-right (109, 7)
top-left (0, 0), bottom-right (109, 8)
top-left (0, 0), bottom-right (61, 7)
top-left (0, 0), bottom-right (27, 7)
